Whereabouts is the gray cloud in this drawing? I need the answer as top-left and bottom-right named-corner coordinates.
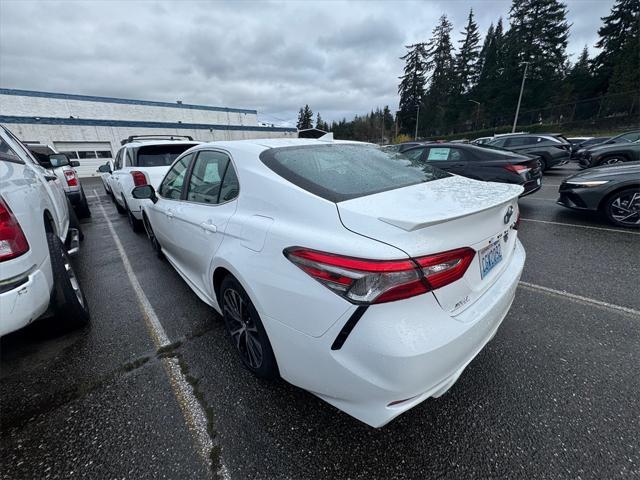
top-left (0, 0), bottom-right (614, 126)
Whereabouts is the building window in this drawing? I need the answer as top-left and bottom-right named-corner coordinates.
top-left (78, 151), bottom-right (97, 159)
top-left (96, 150), bottom-right (113, 158)
top-left (61, 151), bottom-right (79, 159)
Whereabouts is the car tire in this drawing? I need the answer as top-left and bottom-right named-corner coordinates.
top-left (603, 187), bottom-right (640, 228)
top-left (67, 199), bottom-right (85, 242)
top-left (598, 156), bottom-right (626, 166)
top-left (538, 157), bottom-right (547, 172)
top-left (115, 195), bottom-right (127, 214)
top-left (47, 231), bottom-right (90, 328)
top-left (220, 276), bottom-right (279, 380)
top-left (76, 188), bottom-right (91, 219)
top-left (142, 214), bottom-right (164, 259)
top-left (125, 201), bottom-right (144, 233)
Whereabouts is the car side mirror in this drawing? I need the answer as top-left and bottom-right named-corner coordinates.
top-left (70, 160), bottom-right (80, 168)
top-left (97, 162), bottom-right (112, 173)
top-left (132, 185), bottom-right (158, 204)
top-left (48, 153), bottom-right (70, 168)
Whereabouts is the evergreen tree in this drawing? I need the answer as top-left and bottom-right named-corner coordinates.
top-left (315, 112), bottom-right (326, 130)
top-left (455, 9), bottom-right (481, 94)
top-left (397, 42), bottom-right (427, 133)
top-left (422, 14), bottom-right (456, 134)
top-left (566, 46), bottom-right (593, 100)
top-left (297, 104), bottom-right (314, 130)
top-left (592, 0), bottom-right (640, 95)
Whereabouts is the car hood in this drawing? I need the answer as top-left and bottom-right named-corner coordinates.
top-left (565, 161), bottom-right (640, 182)
top-left (586, 142), bottom-right (629, 154)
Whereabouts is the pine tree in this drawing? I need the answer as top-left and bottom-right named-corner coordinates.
top-left (397, 42), bottom-right (427, 133)
top-left (455, 9), bottom-right (481, 94)
top-left (315, 112), bottom-right (325, 130)
top-left (422, 14), bottom-right (456, 134)
top-left (566, 46), bottom-right (593, 100)
top-left (297, 105), bottom-right (314, 130)
top-left (592, 0), bottom-right (640, 95)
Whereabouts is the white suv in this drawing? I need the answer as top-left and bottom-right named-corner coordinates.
top-left (0, 126), bottom-right (90, 336)
top-left (108, 135), bottom-right (199, 231)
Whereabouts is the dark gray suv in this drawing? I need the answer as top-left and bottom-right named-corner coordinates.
top-left (487, 134), bottom-right (571, 172)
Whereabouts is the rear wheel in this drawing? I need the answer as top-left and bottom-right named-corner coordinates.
top-left (76, 187), bottom-right (91, 219)
top-left (115, 195), bottom-right (126, 214)
top-left (604, 188), bottom-right (640, 228)
top-left (47, 232), bottom-right (90, 328)
top-left (599, 155), bottom-right (626, 166)
top-left (143, 214), bottom-right (164, 259)
top-left (220, 276), bottom-right (278, 379)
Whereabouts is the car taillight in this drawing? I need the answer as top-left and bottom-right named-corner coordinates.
top-left (284, 247), bottom-right (475, 304)
top-left (504, 164), bottom-right (531, 174)
top-left (131, 171), bottom-right (148, 187)
top-left (0, 197), bottom-right (29, 262)
top-left (64, 170), bottom-right (78, 187)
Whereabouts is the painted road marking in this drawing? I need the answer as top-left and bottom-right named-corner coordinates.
top-left (520, 217), bottom-right (640, 235)
top-left (519, 281), bottom-right (640, 317)
top-left (92, 191), bottom-right (222, 477)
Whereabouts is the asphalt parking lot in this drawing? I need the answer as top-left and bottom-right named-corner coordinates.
top-left (1, 163), bottom-right (639, 480)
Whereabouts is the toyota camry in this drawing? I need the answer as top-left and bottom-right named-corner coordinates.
top-left (133, 138), bottom-right (525, 427)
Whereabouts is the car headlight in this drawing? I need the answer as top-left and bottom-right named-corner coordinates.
top-left (564, 180), bottom-right (610, 187)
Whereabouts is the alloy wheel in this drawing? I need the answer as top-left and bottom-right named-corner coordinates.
top-left (602, 157), bottom-right (623, 165)
top-left (223, 287), bottom-right (263, 369)
top-left (610, 191), bottom-right (640, 227)
top-left (62, 250), bottom-right (85, 308)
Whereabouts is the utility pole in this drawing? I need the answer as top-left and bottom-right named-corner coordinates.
top-left (469, 100), bottom-right (480, 131)
top-left (414, 102), bottom-right (421, 140)
top-left (512, 62), bottom-right (529, 133)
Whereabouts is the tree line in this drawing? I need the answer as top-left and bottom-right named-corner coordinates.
top-left (297, 0), bottom-right (639, 141)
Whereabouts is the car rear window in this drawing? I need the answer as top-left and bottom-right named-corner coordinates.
top-left (135, 144), bottom-right (197, 167)
top-left (260, 144), bottom-right (451, 202)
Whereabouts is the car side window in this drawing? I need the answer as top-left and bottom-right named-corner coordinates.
top-left (159, 153), bottom-right (193, 200)
top-left (219, 160), bottom-right (240, 203)
top-left (0, 137), bottom-right (23, 164)
top-left (113, 149), bottom-right (122, 170)
top-left (448, 148), bottom-right (468, 161)
top-left (186, 150), bottom-right (235, 204)
top-left (505, 137), bottom-right (532, 147)
top-left (491, 138), bottom-right (506, 147)
top-left (124, 149), bottom-right (133, 168)
top-left (403, 147), bottom-right (426, 161)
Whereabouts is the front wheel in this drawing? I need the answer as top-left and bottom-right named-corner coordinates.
top-left (143, 214), bottom-right (164, 259)
top-left (220, 276), bottom-right (279, 379)
top-left (47, 232), bottom-right (90, 328)
top-left (604, 188), bottom-right (640, 228)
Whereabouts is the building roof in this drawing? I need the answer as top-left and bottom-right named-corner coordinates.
top-left (0, 88), bottom-right (257, 115)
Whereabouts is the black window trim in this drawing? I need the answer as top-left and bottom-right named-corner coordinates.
top-left (181, 148), bottom-right (240, 206)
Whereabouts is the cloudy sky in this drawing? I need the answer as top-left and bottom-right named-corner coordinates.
top-left (0, 0), bottom-right (614, 126)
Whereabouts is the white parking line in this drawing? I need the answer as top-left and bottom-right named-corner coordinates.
top-left (519, 281), bottom-right (640, 317)
top-left (92, 191), bottom-right (220, 476)
top-left (520, 217), bottom-right (640, 235)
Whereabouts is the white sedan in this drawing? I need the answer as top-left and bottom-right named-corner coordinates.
top-left (134, 138), bottom-right (525, 427)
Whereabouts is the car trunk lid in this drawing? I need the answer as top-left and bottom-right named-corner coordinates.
top-left (337, 175), bottom-right (522, 315)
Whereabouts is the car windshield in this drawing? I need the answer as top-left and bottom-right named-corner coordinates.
top-left (135, 144), bottom-right (197, 167)
top-left (260, 144), bottom-right (451, 202)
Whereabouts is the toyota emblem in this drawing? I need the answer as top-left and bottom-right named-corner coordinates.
top-left (503, 205), bottom-right (514, 225)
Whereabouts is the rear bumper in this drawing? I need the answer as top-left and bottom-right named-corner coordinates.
top-left (521, 177), bottom-right (542, 196)
top-left (0, 263), bottom-right (52, 337)
top-left (266, 239), bottom-right (526, 427)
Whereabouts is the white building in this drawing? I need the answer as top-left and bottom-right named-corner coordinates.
top-left (0, 88), bottom-right (297, 176)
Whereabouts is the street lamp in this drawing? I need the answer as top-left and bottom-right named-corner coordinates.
top-left (469, 99), bottom-right (480, 130)
top-left (512, 61), bottom-right (530, 133)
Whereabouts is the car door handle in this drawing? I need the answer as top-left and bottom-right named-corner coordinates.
top-left (200, 222), bottom-right (217, 233)
top-left (45, 175), bottom-right (57, 182)
top-left (166, 209), bottom-right (174, 218)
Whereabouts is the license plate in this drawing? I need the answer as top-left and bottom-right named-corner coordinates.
top-left (479, 241), bottom-right (503, 279)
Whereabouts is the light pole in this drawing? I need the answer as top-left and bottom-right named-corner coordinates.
top-left (512, 61), bottom-right (529, 133)
top-left (469, 99), bottom-right (480, 131)
top-left (414, 102), bottom-right (421, 140)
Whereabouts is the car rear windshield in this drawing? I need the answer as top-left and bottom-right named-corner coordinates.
top-left (260, 144), bottom-right (451, 202)
top-left (135, 144), bottom-right (197, 167)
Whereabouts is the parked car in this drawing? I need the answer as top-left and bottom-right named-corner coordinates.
top-left (399, 143), bottom-right (542, 196)
top-left (569, 136), bottom-right (611, 159)
top-left (108, 135), bottom-right (199, 232)
top-left (557, 161), bottom-right (640, 228)
top-left (486, 133), bottom-right (571, 171)
top-left (25, 143), bottom-right (91, 218)
top-left (133, 139), bottom-right (525, 427)
top-left (0, 126), bottom-right (90, 337)
top-left (97, 160), bottom-right (114, 195)
top-left (578, 138), bottom-right (640, 169)
top-left (575, 131), bottom-right (640, 166)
